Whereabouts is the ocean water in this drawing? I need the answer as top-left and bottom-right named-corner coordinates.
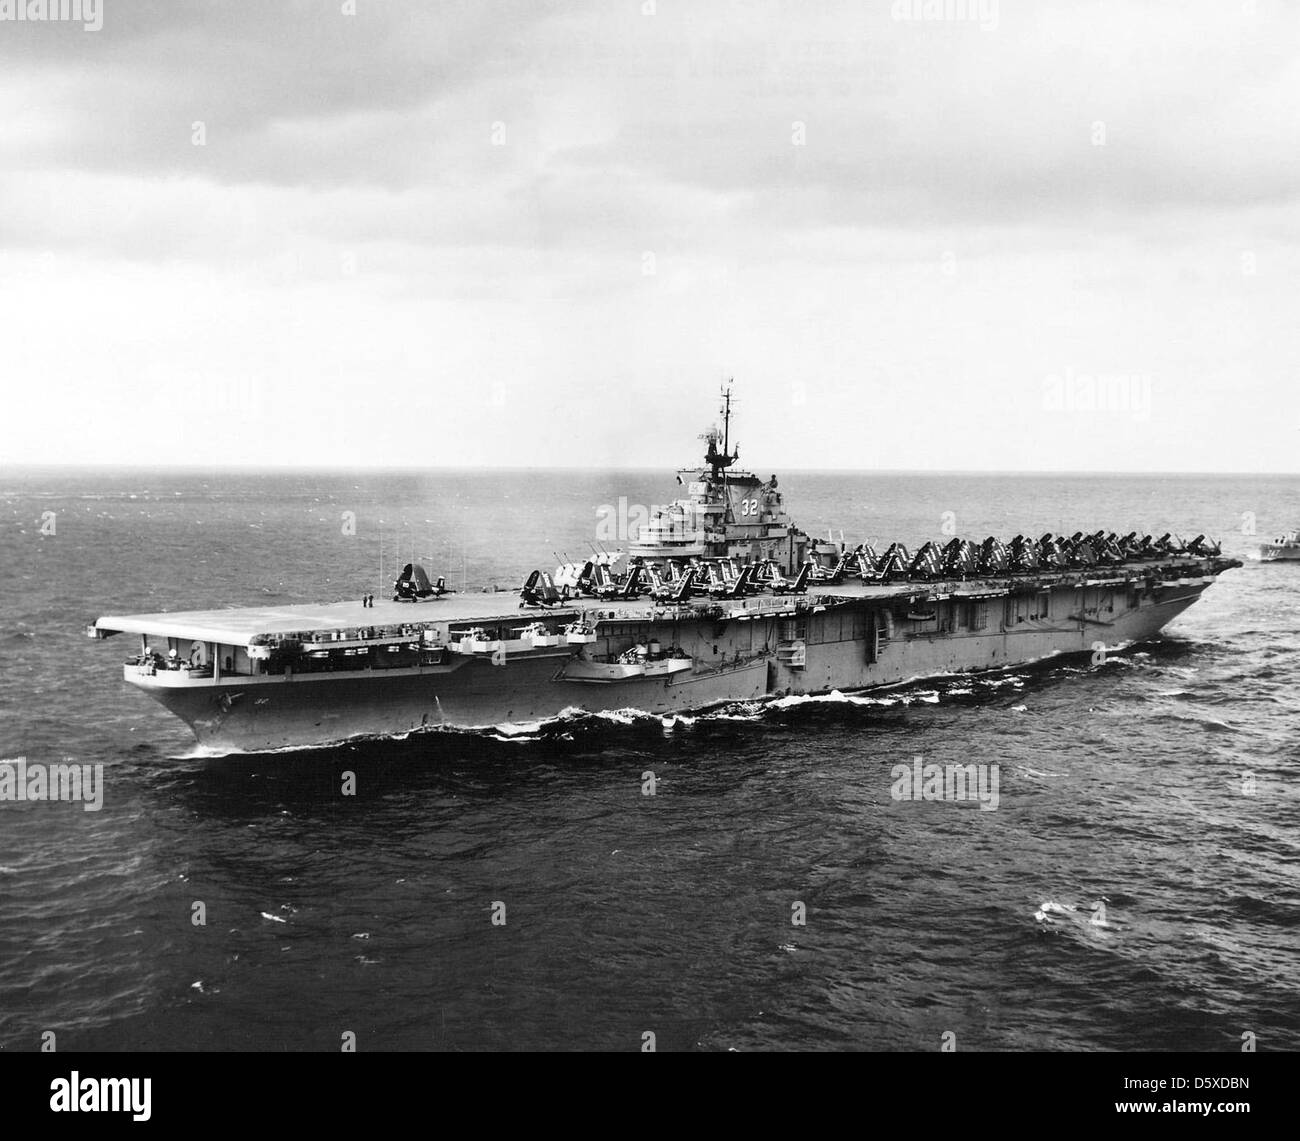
top-left (0, 467), bottom-right (1297, 1051)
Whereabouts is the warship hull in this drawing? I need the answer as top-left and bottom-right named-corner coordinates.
top-left (89, 391), bottom-right (1239, 753)
top-left (1259, 545), bottom-right (1300, 562)
top-left (93, 565), bottom-right (1227, 752)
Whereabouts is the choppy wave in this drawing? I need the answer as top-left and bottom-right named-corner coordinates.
top-left (4, 467), bottom-right (1298, 1051)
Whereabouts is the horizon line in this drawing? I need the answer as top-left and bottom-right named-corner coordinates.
top-left (0, 463), bottom-right (1297, 478)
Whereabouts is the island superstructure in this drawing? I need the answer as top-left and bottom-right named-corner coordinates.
top-left (628, 387), bottom-right (841, 574)
top-left (90, 388), bottom-right (1241, 752)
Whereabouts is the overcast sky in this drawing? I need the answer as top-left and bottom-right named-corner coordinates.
top-left (1, 0), bottom-right (1297, 471)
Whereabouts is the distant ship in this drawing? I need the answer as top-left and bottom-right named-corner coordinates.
top-left (89, 387), bottom-right (1241, 752)
top-left (1258, 529), bottom-right (1300, 561)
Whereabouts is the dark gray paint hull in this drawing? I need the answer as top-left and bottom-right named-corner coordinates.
top-left (138, 580), bottom-right (1211, 752)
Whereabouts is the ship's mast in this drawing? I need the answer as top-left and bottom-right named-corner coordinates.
top-left (719, 380), bottom-right (734, 527)
top-left (703, 380), bottom-right (738, 479)
top-left (721, 382), bottom-right (732, 463)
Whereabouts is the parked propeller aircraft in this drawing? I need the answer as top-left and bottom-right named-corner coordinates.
top-left (393, 563), bottom-right (448, 601)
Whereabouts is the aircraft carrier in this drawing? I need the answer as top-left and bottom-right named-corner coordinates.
top-left (89, 390), bottom-right (1241, 752)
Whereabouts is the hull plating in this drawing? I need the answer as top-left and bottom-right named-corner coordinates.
top-left (135, 585), bottom-right (1208, 752)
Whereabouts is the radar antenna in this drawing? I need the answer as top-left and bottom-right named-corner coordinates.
top-left (702, 378), bottom-right (739, 477)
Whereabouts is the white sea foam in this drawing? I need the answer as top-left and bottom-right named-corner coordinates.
top-left (490, 719), bottom-right (547, 737)
top-left (1034, 899), bottom-right (1116, 935)
top-left (769, 689), bottom-right (892, 711)
top-left (592, 707), bottom-right (657, 725)
top-left (1034, 899), bottom-right (1075, 922)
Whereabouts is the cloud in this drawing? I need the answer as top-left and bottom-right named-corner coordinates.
top-left (1, 0), bottom-right (1298, 470)
top-left (4, 0), bottom-right (1299, 252)
top-left (0, 0), bottom-right (585, 186)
